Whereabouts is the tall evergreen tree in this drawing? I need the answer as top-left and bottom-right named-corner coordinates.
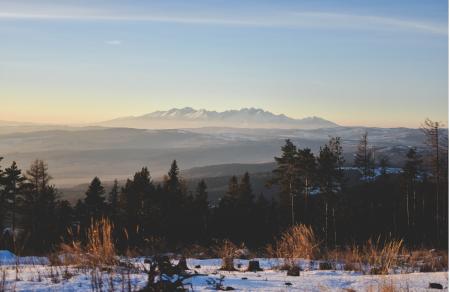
top-left (21, 160), bottom-right (58, 252)
top-left (194, 180), bottom-right (209, 240)
top-left (108, 179), bottom-right (120, 224)
top-left (165, 160), bottom-right (181, 194)
top-left (238, 172), bottom-right (253, 208)
top-left (402, 148), bottom-right (422, 229)
top-left (3, 161), bottom-right (25, 236)
top-left (0, 157), bottom-right (6, 235)
top-left (220, 175), bottom-right (239, 208)
top-left (271, 139), bottom-right (299, 225)
top-left (354, 131), bottom-right (375, 177)
top-left (421, 118), bottom-right (448, 241)
top-left (84, 177), bottom-right (106, 220)
top-left (296, 148), bottom-right (316, 223)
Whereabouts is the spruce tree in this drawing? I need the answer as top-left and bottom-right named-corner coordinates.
top-left (84, 177), bottom-right (106, 220)
top-left (0, 157), bottom-right (5, 234)
top-left (194, 180), bottom-right (209, 240)
top-left (354, 131), bottom-right (375, 177)
top-left (3, 161), bottom-right (25, 236)
top-left (108, 179), bottom-right (120, 223)
top-left (403, 148), bottom-right (422, 229)
top-left (271, 139), bottom-right (299, 225)
top-left (297, 148), bottom-right (316, 223)
top-left (238, 172), bottom-right (253, 208)
top-left (21, 160), bottom-right (58, 252)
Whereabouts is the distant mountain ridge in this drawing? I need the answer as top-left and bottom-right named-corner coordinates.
top-left (99, 107), bottom-right (338, 129)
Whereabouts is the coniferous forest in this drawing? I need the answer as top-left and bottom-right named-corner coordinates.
top-left (0, 119), bottom-right (447, 255)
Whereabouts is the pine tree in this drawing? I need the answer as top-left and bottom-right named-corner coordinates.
top-left (194, 179), bottom-right (209, 239)
top-left (271, 139), bottom-right (299, 225)
top-left (238, 172), bottom-right (253, 208)
top-left (220, 175), bottom-right (239, 208)
top-left (421, 118), bottom-right (448, 241)
top-left (0, 157), bottom-right (6, 234)
top-left (108, 179), bottom-right (120, 223)
top-left (317, 145), bottom-right (339, 194)
top-left (165, 160), bottom-right (181, 194)
top-left (354, 131), bottom-right (375, 177)
top-left (21, 160), bottom-right (58, 252)
top-left (3, 161), bottom-right (25, 236)
top-left (296, 148), bottom-right (316, 223)
top-left (84, 177), bottom-right (106, 220)
top-left (403, 148), bottom-right (422, 229)
top-left (378, 155), bottom-right (390, 176)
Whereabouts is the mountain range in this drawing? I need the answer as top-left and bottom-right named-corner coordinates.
top-left (98, 107), bottom-right (338, 129)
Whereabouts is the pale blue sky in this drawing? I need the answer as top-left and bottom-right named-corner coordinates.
top-left (0, 0), bottom-right (447, 127)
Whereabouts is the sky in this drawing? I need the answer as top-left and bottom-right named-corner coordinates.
top-left (0, 0), bottom-right (448, 127)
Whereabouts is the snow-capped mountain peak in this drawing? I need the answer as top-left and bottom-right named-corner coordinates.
top-left (101, 107), bottom-right (338, 129)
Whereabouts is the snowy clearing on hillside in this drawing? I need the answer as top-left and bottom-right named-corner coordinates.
top-left (0, 257), bottom-right (447, 291)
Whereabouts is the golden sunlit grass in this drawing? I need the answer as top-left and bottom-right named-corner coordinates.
top-left (267, 224), bottom-right (319, 268)
top-left (60, 218), bottom-right (117, 268)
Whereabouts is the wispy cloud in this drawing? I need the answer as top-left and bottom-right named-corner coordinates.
top-left (0, 4), bottom-right (446, 36)
top-left (105, 40), bottom-right (121, 45)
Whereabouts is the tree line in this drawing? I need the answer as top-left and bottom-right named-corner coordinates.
top-left (0, 119), bottom-right (447, 254)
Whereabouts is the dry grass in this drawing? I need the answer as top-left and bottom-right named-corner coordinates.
top-left (404, 249), bottom-right (448, 273)
top-left (331, 238), bottom-right (403, 274)
top-left (365, 238), bottom-right (403, 275)
top-left (269, 224), bottom-right (319, 268)
top-left (215, 240), bottom-right (240, 271)
top-left (60, 218), bottom-right (117, 268)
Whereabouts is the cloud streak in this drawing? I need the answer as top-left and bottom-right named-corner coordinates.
top-left (0, 5), bottom-right (446, 36)
top-left (105, 40), bottom-right (121, 45)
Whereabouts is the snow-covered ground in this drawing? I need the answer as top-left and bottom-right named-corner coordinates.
top-left (0, 257), bottom-right (447, 291)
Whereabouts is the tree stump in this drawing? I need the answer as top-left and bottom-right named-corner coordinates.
top-left (220, 257), bottom-right (236, 271)
top-left (176, 257), bottom-right (189, 271)
top-left (319, 261), bottom-right (333, 270)
top-left (287, 266), bottom-right (300, 276)
top-left (247, 260), bottom-right (263, 272)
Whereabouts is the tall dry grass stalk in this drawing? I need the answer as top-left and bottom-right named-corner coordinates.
top-left (60, 218), bottom-right (117, 267)
top-left (270, 224), bottom-right (319, 267)
top-left (338, 238), bottom-right (403, 274)
top-left (86, 218), bottom-right (116, 266)
top-left (364, 238), bottom-right (403, 275)
top-left (216, 240), bottom-right (239, 271)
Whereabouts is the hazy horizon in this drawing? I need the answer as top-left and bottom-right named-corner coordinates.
top-left (1, 105), bottom-right (448, 129)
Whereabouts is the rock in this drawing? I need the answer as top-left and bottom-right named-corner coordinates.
top-left (247, 260), bottom-right (263, 272)
top-left (429, 283), bottom-right (443, 289)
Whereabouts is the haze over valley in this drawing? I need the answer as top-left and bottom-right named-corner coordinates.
top-left (0, 108), bottom-right (433, 189)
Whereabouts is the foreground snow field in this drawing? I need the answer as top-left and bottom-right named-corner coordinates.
top-left (0, 257), bottom-right (447, 291)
